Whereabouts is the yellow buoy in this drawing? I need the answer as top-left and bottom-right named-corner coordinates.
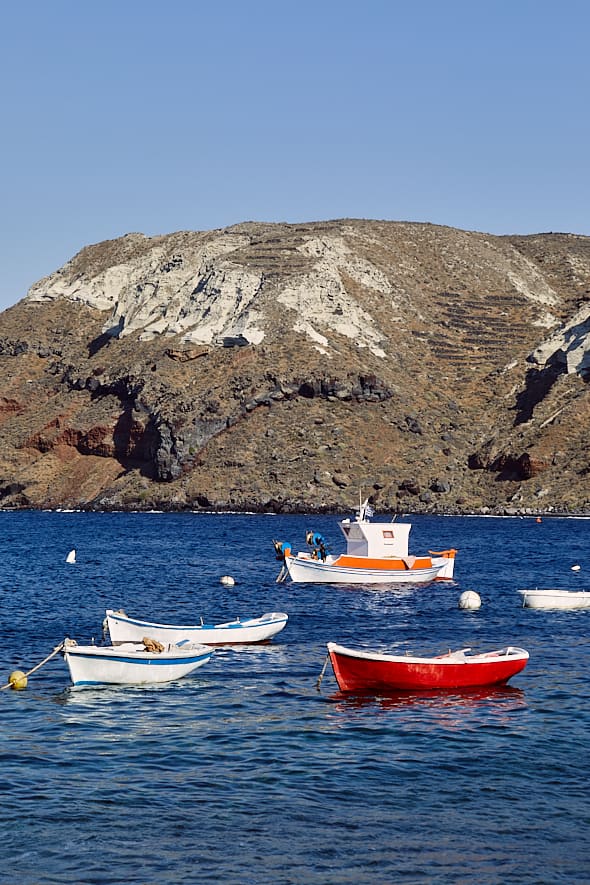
top-left (8, 670), bottom-right (28, 690)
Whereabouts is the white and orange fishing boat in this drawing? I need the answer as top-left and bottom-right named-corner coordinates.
top-left (274, 499), bottom-right (457, 585)
top-left (326, 642), bottom-right (529, 692)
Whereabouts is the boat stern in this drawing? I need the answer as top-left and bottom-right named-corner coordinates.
top-left (431, 549), bottom-right (457, 581)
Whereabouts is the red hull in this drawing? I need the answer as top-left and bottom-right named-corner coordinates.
top-left (328, 644), bottom-right (528, 692)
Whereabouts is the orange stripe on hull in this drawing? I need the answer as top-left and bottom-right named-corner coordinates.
top-left (333, 555), bottom-right (433, 571)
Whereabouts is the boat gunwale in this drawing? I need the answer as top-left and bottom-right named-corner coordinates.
top-left (65, 645), bottom-right (213, 666)
top-left (327, 641), bottom-right (530, 666)
top-left (519, 588), bottom-right (590, 598)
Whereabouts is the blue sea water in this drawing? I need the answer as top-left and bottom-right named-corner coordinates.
top-left (1, 510), bottom-right (589, 884)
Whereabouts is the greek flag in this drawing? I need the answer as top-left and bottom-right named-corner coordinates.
top-left (364, 504), bottom-right (374, 518)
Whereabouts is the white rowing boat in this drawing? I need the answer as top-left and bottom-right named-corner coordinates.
top-left (519, 588), bottom-right (590, 610)
top-left (105, 609), bottom-right (288, 645)
top-left (63, 638), bottom-right (213, 686)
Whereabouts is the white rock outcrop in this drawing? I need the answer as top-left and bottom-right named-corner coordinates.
top-left (278, 235), bottom-right (390, 357)
top-left (529, 304), bottom-right (590, 375)
top-left (26, 228), bottom-right (393, 357)
top-left (25, 222), bottom-right (584, 365)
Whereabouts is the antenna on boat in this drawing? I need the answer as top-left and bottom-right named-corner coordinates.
top-left (354, 483), bottom-right (377, 523)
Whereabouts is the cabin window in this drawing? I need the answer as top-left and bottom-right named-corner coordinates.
top-left (382, 530), bottom-right (394, 538)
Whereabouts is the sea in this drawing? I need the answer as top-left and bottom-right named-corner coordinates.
top-left (1, 509), bottom-right (589, 884)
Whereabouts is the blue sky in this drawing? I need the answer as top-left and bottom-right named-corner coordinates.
top-left (1, 0), bottom-right (588, 311)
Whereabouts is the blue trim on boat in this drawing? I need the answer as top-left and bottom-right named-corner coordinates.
top-left (67, 650), bottom-right (213, 666)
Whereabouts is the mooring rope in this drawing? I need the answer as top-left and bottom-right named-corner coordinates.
top-left (1, 641), bottom-right (65, 691)
top-left (315, 653), bottom-right (330, 691)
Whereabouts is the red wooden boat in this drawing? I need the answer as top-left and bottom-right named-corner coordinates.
top-left (327, 642), bottom-right (529, 692)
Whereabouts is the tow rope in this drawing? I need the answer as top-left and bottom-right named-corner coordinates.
top-left (1, 641), bottom-right (66, 691)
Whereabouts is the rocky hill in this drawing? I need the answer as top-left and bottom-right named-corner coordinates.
top-left (1, 218), bottom-right (590, 514)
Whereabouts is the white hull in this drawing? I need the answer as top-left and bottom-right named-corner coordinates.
top-left (106, 610), bottom-right (288, 645)
top-left (64, 643), bottom-right (213, 686)
top-left (519, 589), bottom-right (590, 610)
top-left (432, 556), bottom-right (456, 580)
top-left (285, 554), bottom-right (447, 585)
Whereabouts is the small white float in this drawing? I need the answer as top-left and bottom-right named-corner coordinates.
top-left (458, 590), bottom-right (482, 610)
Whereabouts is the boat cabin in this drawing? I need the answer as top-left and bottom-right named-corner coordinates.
top-left (339, 517), bottom-right (411, 558)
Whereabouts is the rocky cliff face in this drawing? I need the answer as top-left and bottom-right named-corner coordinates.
top-left (2, 219), bottom-right (590, 513)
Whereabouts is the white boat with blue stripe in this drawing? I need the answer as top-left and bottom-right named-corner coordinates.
top-left (105, 609), bottom-right (288, 646)
top-left (63, 638), bottom-right (213, 686)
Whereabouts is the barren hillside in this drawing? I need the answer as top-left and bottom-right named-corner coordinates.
top-left (1, 219), bottom-right (589, 513)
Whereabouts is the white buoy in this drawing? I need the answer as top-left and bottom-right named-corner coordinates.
top-left (571, 564), bottom-right (581, 571)
top-left (458, 590), bottom-right (481, 610)
top-left (66, 549), bottom-right (76, 564)
top-left (220, 575), bottom-right (235, 587)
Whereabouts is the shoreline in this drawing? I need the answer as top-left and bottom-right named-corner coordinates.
top-left (0, 502), bottom-right (589, 518)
